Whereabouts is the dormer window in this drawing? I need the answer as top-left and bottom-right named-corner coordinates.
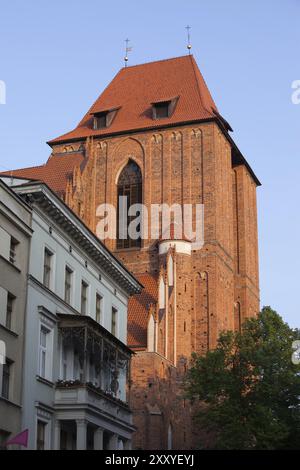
top-left (155, 101), bottom-right (170, 118)
top-left (94, 112), bottom-right (108, 129)
top-left (153, 101), bottom-right (170, 119)
top-left (93, 107), bottom-right (120, 130)
top-left (152, 97), bottom-right (178, 120)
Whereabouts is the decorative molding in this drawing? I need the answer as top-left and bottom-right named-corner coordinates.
top-left (35, 402), bottom-right (54, 420)
top-left (38, 305), bottom-right (58, 325)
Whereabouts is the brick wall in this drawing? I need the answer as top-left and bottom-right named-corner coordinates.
top-left (53, 120), bottom-right (260, 449)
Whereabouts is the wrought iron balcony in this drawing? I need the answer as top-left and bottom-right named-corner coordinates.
top-left (57, 313), bottom-right (133, 404)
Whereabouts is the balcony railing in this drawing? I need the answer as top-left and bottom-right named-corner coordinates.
top-left (57, 313), bottom-right (132, 404)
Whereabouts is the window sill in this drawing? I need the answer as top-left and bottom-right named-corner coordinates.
top-left (0, 324), bottom-right (18, 337)
top-left (0, 254), bottom-right (21, 273)
top-left (36, 375), bottom-right (55, 388)
top-left (0, 396), bottom-right (21, 409)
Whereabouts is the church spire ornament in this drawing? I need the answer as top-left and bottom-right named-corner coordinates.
top-left (124, 38), bottom-right (132, 67)
top-left (186, 25), bottom-right (192, 54)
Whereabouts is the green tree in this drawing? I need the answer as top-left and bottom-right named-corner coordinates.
top-left (185, 307), bottom-right (300, 449)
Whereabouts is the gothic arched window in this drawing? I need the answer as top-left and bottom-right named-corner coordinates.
top-left (117, 160), bottom-right (142, 249)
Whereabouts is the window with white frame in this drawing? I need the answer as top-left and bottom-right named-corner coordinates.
top-left (111, 307), bottom-right (118, 337)
top-left (36, 415), bottom-right (51, 451)
top-left (0, 227), bottom-right (20, 267)
top-left (64, 266), bottom-right (73, 304)
top-left (9, 237), bottom-right (19, 265)
top-left (38, 324), bottom-right (53, 380)
top-left (43, 248), bottom-right (53, 289)
top-left (95, 293), bottom-right (103, 324)
top-left (81, 281), bottom-right (89, 315)
top-left (1, 359), bottom-right (12, 400)
top-left (6, 293), bottom-right (15, 330)
top-left (0, 226), bottom-right (10, 260)
top-left (0, 288), bottom-right (15, 330)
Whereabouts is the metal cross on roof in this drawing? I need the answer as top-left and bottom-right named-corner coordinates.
top-left (124, 38), bottom-right (132, 67)
top-left (185, 25), bottom-right (192, 54)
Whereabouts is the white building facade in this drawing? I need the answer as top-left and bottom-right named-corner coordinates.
top-left (0, 180), bottom-right (32, 449)
top-left (7, 179), bottom-right (142, 450)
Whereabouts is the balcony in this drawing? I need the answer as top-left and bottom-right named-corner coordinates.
top-left (53, 313), bottom-right (135, 449)
top-left (57, 313), bottom-right (132, 400)
top-left (55, 381), bottom-right (132, 424)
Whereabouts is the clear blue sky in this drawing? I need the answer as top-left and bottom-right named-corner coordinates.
top-left (0, 0), bottom-right (299, 327)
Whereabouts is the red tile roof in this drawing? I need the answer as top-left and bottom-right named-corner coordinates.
top-left (1, 152), bottom-right (84, 196)
top-left (127, 273), bottom-right (158, 349)
top-left (1, 55), bottom-right (260, 187)
top-left (48, 55), bottom-right (218, 144)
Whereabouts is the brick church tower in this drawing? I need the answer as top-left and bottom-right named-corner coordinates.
top-left (5, 55), bottom-right (260, 449)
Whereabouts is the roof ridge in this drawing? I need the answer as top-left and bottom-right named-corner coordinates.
top-left (1, 163), bottom-right (45, 174)
top-left (120, 54), bottom-right (192, 70)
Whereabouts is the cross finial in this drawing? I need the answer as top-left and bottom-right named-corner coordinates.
top-left (124, 38), bottom-right (132, 67)
top-left (185, 25), bottom-right (192, 54)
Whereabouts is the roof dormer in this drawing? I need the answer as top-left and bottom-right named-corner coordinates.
top-left (93, 107), bottom-right (120, 130)
top-left (151, 97), bottom-right (179, 120)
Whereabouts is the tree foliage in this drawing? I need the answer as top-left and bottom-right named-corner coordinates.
top-left (185, 307), bottom-right (300, 449)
